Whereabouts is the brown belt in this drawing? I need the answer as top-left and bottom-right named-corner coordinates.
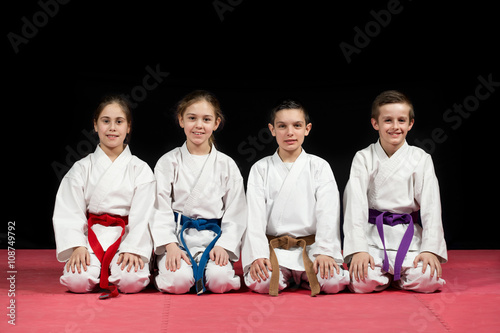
top-left (266, 235), bottom-right (320, 297)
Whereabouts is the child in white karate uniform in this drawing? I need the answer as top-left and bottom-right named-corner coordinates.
top-left (242, 99), bottom-right (349, 296)
top-left (343, 90), bottom-right (447, 293)
top-left (151, 90), bottom-right (247, 294)
top-left (53, 95), bottom-right (155, 298)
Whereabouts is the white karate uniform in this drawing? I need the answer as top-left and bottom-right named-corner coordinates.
top-left (343, 140), bottom-right (448, 293)
top-left (242, 149), bottom-right (349, 294)
top-left (151, 142), bottom-right (247, 294)
top-left (53, 145), bottom-right (155, 294)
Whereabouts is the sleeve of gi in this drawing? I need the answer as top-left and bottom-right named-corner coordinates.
top-left (151, 154), bottom-right (179, 255)
top-left (52, 161), bottom-right (89, 262)
top-left (310, 159), bottom-right (344, 263)
top-left (118, 161), bottom-right (156, 262)
top-left (241, 160), bottom-right (271, 274)
top-left (415, 154), bottom-right (448, 263)
top-left (342, 151), bottom-right (371, 264)
top-left (215, 160), bottom-right (247, 261)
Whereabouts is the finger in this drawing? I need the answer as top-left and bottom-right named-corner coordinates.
top-left (369, 256), bottom-right (375, 270)
top-left (250, 267), bottom-right (260, 282)
top-left (117, 253), bottom-right (123, 265)
top-left (362, 261), bottom-right (368, 280)
top-left (81, 256), bottom-right (88, 272)
top-left (351, 264), bottom-right (358, 282)
top-left (258, 262), bottom-right (269, 280)
top-left (265, 259), bottom-right (272, 272)
top-left (165, 258), bottom-right (174, 271)
top-left (139, 258), bottom-right (145, 270)
top-left (75, 257), bottom-right (82, 274)
top-left (121, 256), bottom-right (128, 271)
top-left (320, 262), bottom-right (326, 279)
top-left (209, 249), bottom-right (215, 262)
top-left (313, 260), bottom-right (319, 275)
top-left (333, 261), bottom-right (340, 276)
top-left (181, 252), bottom-right (191, 266)
top-left (128, 256), bottom-right (137, 272)
top-left (413, 255), bottom-right (420, 269)
top-left (421, 259), bottom-right (427, 274)
top-left (85, 251), bottom-right (90, 271)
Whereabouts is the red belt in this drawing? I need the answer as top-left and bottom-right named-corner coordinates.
top-left (87, 213), bottom-right (128, 299)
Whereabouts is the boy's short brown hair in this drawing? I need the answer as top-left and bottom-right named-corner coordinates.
top-left (371, 90), bottom-right (414, 121)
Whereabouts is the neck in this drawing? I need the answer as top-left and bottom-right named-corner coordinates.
top-left (100, 144), bottom-right (125, 162)
top-left (379, 140), bottom-right (404, 158)
top-left (186, 140), bottom-right (211, 155)
top-left (277, 146), bottom-right (302, 163)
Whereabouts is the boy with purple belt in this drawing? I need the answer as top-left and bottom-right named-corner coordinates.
top-left (343, 90), bottom-right (447, 293)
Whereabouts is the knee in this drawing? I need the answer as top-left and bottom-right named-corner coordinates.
top-left (155, 264), bottom-right (194, 294)
top-left (205, 263), bottom-right (240, 293)
top-left (349, 268), bottom-right (390, 294)
top-left (244, 271), bottom-right (272, 294)
top-left (318, 270), bottom-right (350, 294)
top-left (113, 268), bottom-right (150, 294)
top-left (400, 266), bottom-right (445, 293)
top-left (60, 268), bottom-right (99, 293)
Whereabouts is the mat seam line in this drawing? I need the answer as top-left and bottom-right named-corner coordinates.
top-left (414, 295), bottom-right (451, 332)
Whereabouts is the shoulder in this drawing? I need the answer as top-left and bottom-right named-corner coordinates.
top-left (63, 154), bottom-right (92, 181)
top-left (130, 155), bottom-right (154, 179)
top-left (250, 155), bottom-right (273, 172)
top-left (214, 149), bottom-right (244, 179)
top-left (155, 147), bottom-right (182, 170)
top-left (305, 153), bottom-right (331, 168)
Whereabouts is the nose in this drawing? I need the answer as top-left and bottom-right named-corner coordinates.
top-left (286, 125), bottom-right (294, 136)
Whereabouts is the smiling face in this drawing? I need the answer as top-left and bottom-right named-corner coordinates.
top-left (371, 102), bottom-right (414, 157)
top-left (93, 102), bottom-right (131, 160)
top-left (268, 108), bottom-right (311, 162)
top-left (178, 100), bottom-right (221, 155)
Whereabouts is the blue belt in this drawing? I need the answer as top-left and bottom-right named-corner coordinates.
top-left (174, 212), bottom-right (222, 294)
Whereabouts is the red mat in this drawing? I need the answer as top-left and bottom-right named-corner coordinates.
top-left (1, 250), bottom-right (499, 332)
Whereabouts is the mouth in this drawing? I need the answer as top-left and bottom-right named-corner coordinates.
top-left (284, 139), bottom-right (297, 144)
top-left (106, 134), bottom-right (119, 139)
top-left (193, 132), bottom-right (205, 136)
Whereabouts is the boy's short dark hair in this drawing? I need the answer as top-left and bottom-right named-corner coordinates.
top-left (269, 99), bottom-right (311, 125)
top-left (371, 90), bottom-right (414, 121)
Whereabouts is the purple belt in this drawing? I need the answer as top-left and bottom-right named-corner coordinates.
top-left (368, 209), bottom-right (418, 281)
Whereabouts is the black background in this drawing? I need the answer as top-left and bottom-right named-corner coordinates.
top-left (4, 1), bottom-right (499, 250)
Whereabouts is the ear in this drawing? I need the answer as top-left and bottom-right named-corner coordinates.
top-left (268, 123), bottom-right (276, 137)
top-left (213, 116), bottom-right (221, 131)
top-left (93, 119), bottom-right (98, 133)
top-left (178, 114), bottom-right (185, 128)
top-left (371, 117), bottom-right (380, 131)
top-left (304, 123), bottom-right (312, 136)
top-left (408, 118), bottom-right (415, 131)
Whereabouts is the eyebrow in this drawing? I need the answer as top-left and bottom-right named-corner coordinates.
top-left (275, 120), bottom-right (305, 124)
top-left (100, 116), bottom-right (126, 120)
top-left (185, 113), bottom-right (214, 118)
